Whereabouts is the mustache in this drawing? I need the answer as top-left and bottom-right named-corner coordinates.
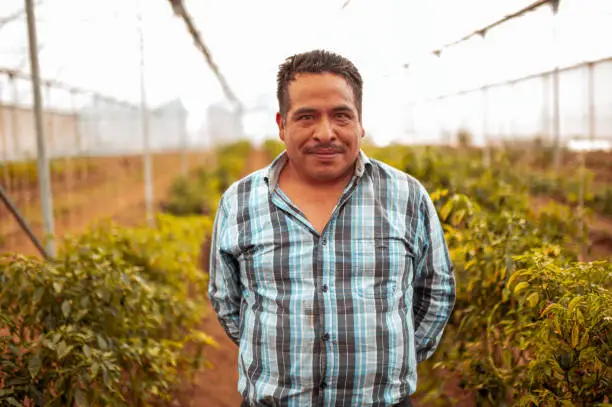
top-left (304, 144), bottom-right (346, 154)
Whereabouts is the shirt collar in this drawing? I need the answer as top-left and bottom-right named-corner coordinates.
top-left (264, 150), bottom-right (372, 193)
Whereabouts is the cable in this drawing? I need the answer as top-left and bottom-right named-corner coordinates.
top-left (0, 182), bottom-right (49, 259)
top-left (404, 0), bottom-right (558, 67)
top-left (166, 0), bottom-right (243, 113)
top-left (0, 0), bottom-right (44, 30)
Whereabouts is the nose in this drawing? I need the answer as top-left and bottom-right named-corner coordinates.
top-left (313, 116), bottom-right (336, 143)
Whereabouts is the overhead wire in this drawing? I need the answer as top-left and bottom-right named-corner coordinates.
top-left (403, 0), bottom-right (560, 68)
top-left (0, 0), bottom-right (44, 30)
top-left (166, 0), bottom-right (243, 114)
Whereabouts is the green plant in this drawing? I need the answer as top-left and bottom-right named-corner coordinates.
top-left (262, 139), bottom-right (285, 161)
top-left (510, 252), bottom-right (612, 406)
top-left (0, 214), bottom-right (215, 406)
top-left (365, 144), bottom-right (611, 406)
top-left (162, 140), bottom-right (252, 217)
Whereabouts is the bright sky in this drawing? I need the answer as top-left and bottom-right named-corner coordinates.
top-left (1, 0), bottom-right (611, 145)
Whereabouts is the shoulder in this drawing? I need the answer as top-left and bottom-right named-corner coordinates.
top-left (367, 158), bottom-right (428, 200)
top-left (218, 167), bottom-right (269, 214)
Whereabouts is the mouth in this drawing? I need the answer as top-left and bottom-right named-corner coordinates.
top-left (313, 150), bottom-right (340, 156)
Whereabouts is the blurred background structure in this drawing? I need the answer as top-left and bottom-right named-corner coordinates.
top-left (1, 0), bottom-right (611, 256)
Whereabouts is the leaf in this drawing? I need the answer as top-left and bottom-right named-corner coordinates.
top-left (90, 363), bottom-right (100, 379)
top-left (513, 281), bottom-right (529, 295)
top-left (61, 301), bottom-right (71, 319)
top-left (52, 282), bottom-right (63, 293)
top-left (575, 309), bottom-right (585, 325)
top-left (57, 341), bottom-right (74, 360)
top-left (28, 353), bottom-right (42, 378)
top-left (0, 389), bottom-right (15, 397)
top-left (33, 287), bottom-right (44, 304)
top-left (83, 345), bottom-right (92, 358)
top-left (500, 266), bottom-right (507, 282)
top-left (75, 309), bottom-right (89, 322)
top-left (568, 296), bottom-right (582, 314)
top-left (97, 336), bottom-right (108, 350)
top-left (579, 331), bottom-right (590, 349)
top-left (440, 200), bottom-right (454, 222)
top-left (6, 398), bottom-right (22, 407)
top-left (75, 388), bottom-right (88, 407)
top-left (80, 296), bottom-right (90, 308)
top-left (452, 209), bottom-right (466, 225)
top-left (526, 292), bottom-right (539, 308)
top-left (502, 349), bottom-right (513, 368)
top-left (506, 271), bottom-right (522, 290)
top-left (540, 302), bottom-right (563, 317)
top-left (571, 324), bottom-right (579, 348)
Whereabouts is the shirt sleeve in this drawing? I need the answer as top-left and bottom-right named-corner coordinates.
top-left (413, 186), bottom-right (456, 363)
top-left (208, 196), bottom-right (241, 346)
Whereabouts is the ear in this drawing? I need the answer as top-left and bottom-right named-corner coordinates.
top-left (276, 112), bottom-right (285, 141)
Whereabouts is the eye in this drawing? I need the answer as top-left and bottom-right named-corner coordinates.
top-left (335, 112), bottom-right (351, 119)
top-left (298, 115), bottom-right (314, 121)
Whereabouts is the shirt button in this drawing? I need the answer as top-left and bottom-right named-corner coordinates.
top-left (320, 382), bottom-right (327, 389)
top-left (321, 239), bottom-right (327, 246)
top-left (323, 333), bottom-right (330, 341)
top-left (322, 284), bottom-right (329, 293)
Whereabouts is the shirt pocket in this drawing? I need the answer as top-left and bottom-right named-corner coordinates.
top-left (352, 235), bottom-right (414, 300)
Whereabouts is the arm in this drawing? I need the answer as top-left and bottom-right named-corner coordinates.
top-left (413, 187), bottom-right (456, 363)
top-left (208, 197), bottom-right (241, 346)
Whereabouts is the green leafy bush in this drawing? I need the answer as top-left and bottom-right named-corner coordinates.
top-left (162, 169), bottom-right (223, 216)
top-left (262, 139), bottom-right (285, 161)
top-left (0, 159), bottom-right (97, 188)
top-left (162, 140), bottom-right (252, 217)
top-left (0, 214), bottom-right (215, 406)
top-left (366, 144), bottom-right (611, 406)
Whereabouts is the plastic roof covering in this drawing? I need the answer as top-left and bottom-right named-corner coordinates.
top-left (1, 0), bottom-right (612, 138)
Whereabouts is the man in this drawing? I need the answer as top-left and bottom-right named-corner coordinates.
top-left (209, 49), bottom-right (455, 406)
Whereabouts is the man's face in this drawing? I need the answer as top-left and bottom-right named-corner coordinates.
top-left (276, 72), bottom-right (365, 183)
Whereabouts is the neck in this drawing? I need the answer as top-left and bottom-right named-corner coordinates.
top-left (282, 160), bottom-right (355, 192)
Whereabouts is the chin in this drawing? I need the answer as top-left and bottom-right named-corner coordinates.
top-left (309, 168), bottom-right (347, 182)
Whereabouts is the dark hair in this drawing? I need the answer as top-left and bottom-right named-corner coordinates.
top-left (276, 49), bottom-right (363, 121)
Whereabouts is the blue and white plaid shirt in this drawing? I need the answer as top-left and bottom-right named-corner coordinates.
top-left (209, 150), bottom-right (455, 406)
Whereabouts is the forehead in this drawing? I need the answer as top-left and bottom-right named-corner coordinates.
top-left (287, 73), bottom-right (356, 111)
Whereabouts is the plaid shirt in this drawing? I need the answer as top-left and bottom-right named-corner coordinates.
top-left (209, 151), bottom-right (455, 406)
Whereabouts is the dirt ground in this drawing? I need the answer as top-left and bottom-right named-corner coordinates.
top-left (0, 152), bottom-right (209, 256)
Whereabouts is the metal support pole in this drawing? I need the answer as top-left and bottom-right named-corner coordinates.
top-left (71, 90), bottom-right (83, 154)
top-left (0, 82), bottom-right (9, 185)
top-left (482, 86), bottom-right (491, 167)
top-left (551, 6), bottom-right (562, 171)
top-left (510, 81), bottom-right (517, 142)
top-left (587, 62), bottom-right (595, 140)
top-left (25, 0), bottom-right (55, 256)
top-left (9, 74), bottom-right (20, 158)
top-left (181, 111), bottom-right (188, 178)
top-left (541, 72), bottom-right (549, 141)
top-left (0, 183), bottom-right (48, 259)
top-left (138, 1), bottom-right (154, 226)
